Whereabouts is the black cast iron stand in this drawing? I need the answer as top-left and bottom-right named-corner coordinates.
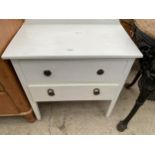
top-left (117, 27), bottom-right (155, 132)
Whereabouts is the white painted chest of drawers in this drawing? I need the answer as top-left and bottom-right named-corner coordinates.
top-left (2, 20), bottom-right (142, 120)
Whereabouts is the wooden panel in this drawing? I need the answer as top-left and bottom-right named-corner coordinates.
top-left (0, 92), bottom-right (18, 114)
top-left (0, 57), bottom-right (32, 113)
top-left (0, 82), bottom-right (4, 91)
top-left (120, 19), bottom-right (135, 37)
top-left (134, 19), bottom-right (155, 39)
top-left (0, 19), bottom-right (24, 55)
top-left (0, 19), bottom-right (32, 113)
top-left (0, 20), bottom-right (36, 120)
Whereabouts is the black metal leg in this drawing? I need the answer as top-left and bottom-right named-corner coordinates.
top-left (125, 70), bottom-right (141, 89)
top-left (117, 89), bottom-right (150, 132)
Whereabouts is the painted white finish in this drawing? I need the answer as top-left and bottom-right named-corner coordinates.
top-left (2, 20), bottom-right (142, 59)
top-left (1, 20), bottom-right (143, 120)
top-left (18, 59), bottom-right (128, 84)
top-left (106, 59), bottom-right (134, 117)
top-left (11, 60), bottom-right (41, 120)
top-left (28, 83), bottom-right (119, 102)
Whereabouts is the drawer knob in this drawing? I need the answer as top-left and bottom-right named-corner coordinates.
top-left (97, 69), bottom-right (104, 75)
top-left (93, 88), bottom-right (100, 95)
top-left (44, 70), bottom-right (52, 76)
top-left (47, 89), bottom-right (55, 96)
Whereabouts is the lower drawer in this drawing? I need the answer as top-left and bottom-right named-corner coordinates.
top-left (28, 83), bottom-right (119, 102)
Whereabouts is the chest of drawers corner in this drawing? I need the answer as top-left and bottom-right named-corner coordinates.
top-left (2, 20), bottom-right (142, 120)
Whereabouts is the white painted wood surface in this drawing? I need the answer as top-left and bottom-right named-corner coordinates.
top-left (18, 59), bottom-right (128, 84)
top-left (106, 59), bottom-right (134, 117)
top-left (28, 83), bottom-right (119, 102)
top-left (1, 20), bottom-right (143, 120)
top-left (2, 20), bottom-right (142, 59)
top-left (11, 60), bottom-right (41, 120)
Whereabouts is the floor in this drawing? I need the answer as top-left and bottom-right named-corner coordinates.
top-left (0, 68), bottom-right (155, 135)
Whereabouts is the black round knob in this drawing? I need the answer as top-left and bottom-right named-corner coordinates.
top-left (97, 69), bottom-right (104, 75)
top-left (47, 89), bottom-right (55, 96)
top-left (93, 88), bottom-right (100, 95)
top-left (44, 70), bottom-right (52, 76)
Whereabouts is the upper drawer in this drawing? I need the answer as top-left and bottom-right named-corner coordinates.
top-left (18, 59), bottom-right (128, 84)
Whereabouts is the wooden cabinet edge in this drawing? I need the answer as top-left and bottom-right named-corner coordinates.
top-left (0, 19), bottom-right (36, 122)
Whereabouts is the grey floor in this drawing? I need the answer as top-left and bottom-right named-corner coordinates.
top-left (0, 68), bottom-right (155, 135)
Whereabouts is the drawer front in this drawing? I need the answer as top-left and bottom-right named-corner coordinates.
top-left (19, 59), bottom-right (127, 84)
top-left (28, 83), bottom-right (119, 102)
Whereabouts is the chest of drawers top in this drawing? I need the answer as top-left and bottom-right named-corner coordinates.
top-left (2, 20), bottom-right (142, 59)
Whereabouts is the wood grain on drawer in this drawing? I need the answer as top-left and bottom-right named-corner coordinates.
top-left (28, 83), bottom-right (119, 102)
top-left (0, 92), bottom-right (18, 114)
top-left (0, 82), bottom-right (4, 91)
top-left (19, 59), bottom-right (128, 84)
